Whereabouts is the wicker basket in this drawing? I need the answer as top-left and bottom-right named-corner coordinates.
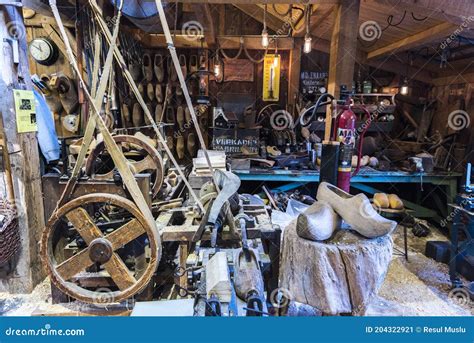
top-left (0, 200), bottom-right (20, 265)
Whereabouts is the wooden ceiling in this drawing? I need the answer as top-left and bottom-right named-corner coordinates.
top-left (228, 0), bottom-right (474, 78)
top-left (27, 0), bottom-right (474, 80)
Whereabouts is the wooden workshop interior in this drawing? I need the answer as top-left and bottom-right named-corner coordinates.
top-left (0, 0), bottom-right (472, 317)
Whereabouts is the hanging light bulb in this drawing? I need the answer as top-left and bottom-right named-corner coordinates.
top-left (400, 78), bottom-right (409, 95)
top-left (303, 5), bottom-right (312, 54)
top-left (273, 37), bottom-right (279, 67)
top-left (214, 53), bottom-right (222, 78)
top-left (273, 54), bottom-right (279, 68)
top-left (261, 4), bottom-right (269, 48)
top-left (262, 29), bottom-right (269, 48)
top-left (304, 33), bottom-right (312, 54)
top-left (214, 62), bottom-right (221, 78)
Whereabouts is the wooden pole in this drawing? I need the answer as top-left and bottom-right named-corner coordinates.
top-left (0, 4), bottom-right (45, 292)
top-left (325, 0), bottom-right (360, 140)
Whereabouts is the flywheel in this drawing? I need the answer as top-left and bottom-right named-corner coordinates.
top-left (85, 135), bottom-right (164, 198)
top-left (41, 193), bottom-right (160, 304)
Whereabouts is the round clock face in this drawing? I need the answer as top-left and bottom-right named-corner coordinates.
top-left (29, 38), bottom-right (58, 65)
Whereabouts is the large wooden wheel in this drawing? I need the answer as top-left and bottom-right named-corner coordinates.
top-left (41, 193), bottom-right (160, 304)
top-left (85, 135), bottom-right (164, 198)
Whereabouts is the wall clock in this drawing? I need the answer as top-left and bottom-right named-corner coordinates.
top-left (29, 38), bottom-right (59, 66)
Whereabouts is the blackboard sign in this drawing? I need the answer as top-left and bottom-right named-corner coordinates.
top-left (300, 71), bottom-right (328, 94)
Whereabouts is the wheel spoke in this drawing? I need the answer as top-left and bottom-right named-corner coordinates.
top-left (106, 219), bottom-right (146, 250)
top-left (104, 253), bottom-right (137, 290)
top-left (66, 208), bottom-right (103, 244)
top-left (130, 156), bottom-right (155, 174)
top-left (56, 248), bottom-right (94, 281)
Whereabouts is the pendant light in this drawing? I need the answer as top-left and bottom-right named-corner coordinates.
top-left (400, 78), bottom-right (409, 95)
top-left (303, 5), bottom-right (312, 54)
top-left (262, 4), bottom-right (269, 48)
top-left (213, 52), bottom-right (222, 78)
top-left (399, 52), bottom-right (410, 95)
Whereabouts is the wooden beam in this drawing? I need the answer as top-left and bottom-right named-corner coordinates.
top-left (0, 5), bottom-right (45, 293)
top-left (295, 5), bottom-right (333, 37)
top-left (367, 22), bottom-right (457, 60)
top-left (131, 31), bottom-right (295, 49)
top-left (192, 3), bottom-right (217, 47)
top-left (325, 0), bottom-right (361, 139)
top-left (41, 23), bottom-right (77, 59)
top-left (219, 35), bottom-right (294, 49)
top-left (254, 4), bottom-right (308, 35)
top-left (327, 0), bottom-right (361, 99)
top-left (24, 13), bottom-right (75, 28)
top-left (233, 4), bottom-right (286, 32)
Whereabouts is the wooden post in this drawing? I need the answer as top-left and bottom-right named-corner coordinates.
top-left (0, 5), bottom-right (45, 293)
top-left (287, 38), bottom-right (302, 114)
top-left (327, 0), bottom-right (360, 97)
top-left (178, 242), bottom-right (188, 295)
top-left (325, 0), bottom-right (361, 140)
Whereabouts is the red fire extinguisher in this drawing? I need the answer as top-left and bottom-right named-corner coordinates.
top-left (332, 100), bottom-right (372, 192)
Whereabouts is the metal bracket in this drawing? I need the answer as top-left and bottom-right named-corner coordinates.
top-left (3, 37), bottom-right (19, 64)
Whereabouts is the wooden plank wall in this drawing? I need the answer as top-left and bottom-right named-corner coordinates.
top-left (25, 18), bottom-right (77, 138)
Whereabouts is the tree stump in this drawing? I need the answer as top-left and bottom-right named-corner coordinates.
top-left (279, 220), bottom-right (393, 315)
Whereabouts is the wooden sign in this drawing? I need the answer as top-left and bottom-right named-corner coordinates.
top-left (262, 54), bottom-right (280, 102)
top-left (223, 59), bottom-right (254, 82)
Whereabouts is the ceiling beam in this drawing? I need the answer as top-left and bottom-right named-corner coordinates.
top-left (130, 32), bottom-right (295, 49)
top-left (290, 4), bottom-right (317, 35)
top-left (233, 4), bottom-right (286, 32)
top-left (367, 22), bottom-right (457, 60)
top-left (294, 5), bottom-right (334, 37)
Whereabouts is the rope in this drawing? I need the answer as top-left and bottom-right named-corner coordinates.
top-left (243, 44), bottom-right (267, 64)
top-left (219, 38), bottom-right (243, 60)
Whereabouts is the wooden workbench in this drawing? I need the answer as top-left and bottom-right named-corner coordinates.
top-left (235, 167), bottom-right (461, 225)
